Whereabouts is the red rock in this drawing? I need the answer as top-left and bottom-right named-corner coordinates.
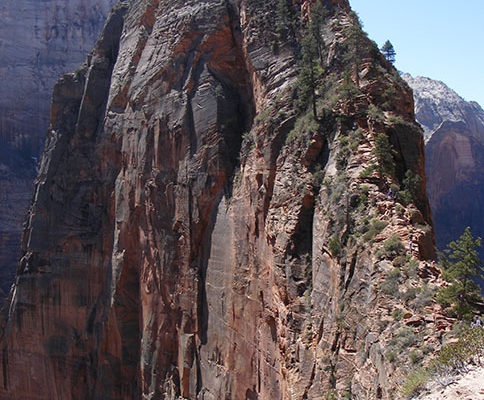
top-left (0, 1), bottom-right (437, 399)
top-left (405, 316), bottom-right (424, 327)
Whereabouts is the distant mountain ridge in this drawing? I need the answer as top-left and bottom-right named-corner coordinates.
top-left (403, 74), bottom-right (484, 143)
top-left (404, 74), bottom-right (484, 260)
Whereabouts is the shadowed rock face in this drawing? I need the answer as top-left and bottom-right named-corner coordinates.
top-left (404, 74), bottom-right (484, 252)
top-left (0, 146), bottom-right (37, 299)
top-left (0, 0), bottom-right (116, 299)
top-left (0, 0), bottom-right (117, 155)
top-left (0, 1), bottom-right (437, 399)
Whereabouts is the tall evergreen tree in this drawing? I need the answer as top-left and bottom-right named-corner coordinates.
top-left (309, 1), bottom-right (327, 65)
top-left (343, 24), bottom-right (367, 87)
top-left (381, 40), bottom-right (396, 64)
top-left (296, 1), bottom-right (327, 118)
top-left (298, 31), bottom-right (319, 118)
top-left (276, 0), bottom-right (292, 41)
top-left (436, 227), bottom-right (484, 320)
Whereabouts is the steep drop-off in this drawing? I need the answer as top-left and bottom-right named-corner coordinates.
top-left (0, 0), bottom-right (116, 298)
top-left (404, 74), bottom-right (484, 252)
top-left (1, 1), bottom-right (441, 399)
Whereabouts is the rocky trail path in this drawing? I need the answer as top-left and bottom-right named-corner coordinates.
top-left (417, 366), bottom-right (484, 400)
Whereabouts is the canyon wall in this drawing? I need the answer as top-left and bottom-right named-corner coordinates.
top-left (0, 0), bottom-right (116, 298)
top-left (404, 74), bottom-right (484, 252)
top-left (0, 1), bottom-right (439, 399)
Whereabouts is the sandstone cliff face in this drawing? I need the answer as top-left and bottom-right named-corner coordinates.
top-left (0, 0), bottom-right (116, 298)
top-left (404, 74), bottom-right (484, 252)
top-left (0, 1), bottom-right (438, 399)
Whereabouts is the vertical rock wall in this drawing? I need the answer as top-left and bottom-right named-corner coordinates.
top-left (0, 1), bottom-right (437, 399)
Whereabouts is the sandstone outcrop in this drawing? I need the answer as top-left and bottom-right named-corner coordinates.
top-left (0, 0), bottom-right (116, 298)
top-left (0, 1), bottom-right (439, 399)
top-left (404, 74), bottom-right (484, 253)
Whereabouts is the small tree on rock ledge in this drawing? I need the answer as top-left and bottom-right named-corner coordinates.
top-left (381, 40), bottom-right (396, 64)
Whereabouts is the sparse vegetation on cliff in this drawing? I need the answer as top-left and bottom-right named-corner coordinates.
top-left (399, 170), bottom-right (422, 206)
top-left (372, 133), bottom-right (396, 177)
top-left (0, 1), bottom-right (445, 399)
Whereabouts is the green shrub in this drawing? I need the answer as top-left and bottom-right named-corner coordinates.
top-left (387, 114), bottom-right (406, 125)
top-left (337, 70), bottom-right (359, 103)
top-left (436, 227), bottom-right (484, 320)
top-left (391, 308), bottom-right (405, 321)
top-left (372, 133), bottom-right (395, 177)
top-left (233, 169), bottom-right (243, 188)
top-left (382, 86), bottom-right (398, 110)
top-left (362, 219), bottom-right (387, 241)
top-left (394, 203), bottom-right (404, 215)
top-left (413, 285), bottom-right (434, 310)
top-left (377, 234), bottom-right (405, 258)
top-left (349, 128), bottom-right (364, 151)
top-left (357, 193), bottom-right (367, 209)
top-left (336, 146), bottom-right (350, 171)
top-left (415, 223), bottom-right (432, 233)
top-left (391, 326), bottom-right (415, 349)
top-left (380, 268), bottom-right (401, 296)
top-left (387, 267), bottom-right (401, 280)
top-left (403, 259), bottom-right (419, 279)
top-left (254, 106), bottom-right (274, 125)
top-left (286, 111), bottom-right (320, 144)
top-left (401, 287), bottom-right (418, 303)
top-left (360, 184), bottom-right (370, 194)
top-left (341, 390), bottom-right (352, 400)
top-left (409, 350), bottom-right (423, 364)
top-left (328, 174), bottom-right (348, 204)
top-left (392, 255), bottom-right (408, 268)
top-left (329, 235), bottom-right (342, 258)
top-left (385, 349), bottom-right (397, 363)
top-left (400, 368), bottom-right (430, 398)
top-left (325, 390), bottom-right (338, 400)
top-left (398, 170), bottom-right (422, 205)
top-left (380, 280), bottom-right (399, 296)
top-left (367, 104), bottom-right (384, 122)
top-left (359, 164), bottom-right (375, 179)
top-left (312, 164), bottom-right (324, 188)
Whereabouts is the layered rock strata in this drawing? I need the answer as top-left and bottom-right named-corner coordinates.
top-left (0, 0), bottom-right (116, 298)
top-left (0, 1), bottom-right (438, 399)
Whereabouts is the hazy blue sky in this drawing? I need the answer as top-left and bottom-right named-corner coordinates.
top-left (349, 0), bottom-right (484, 107)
